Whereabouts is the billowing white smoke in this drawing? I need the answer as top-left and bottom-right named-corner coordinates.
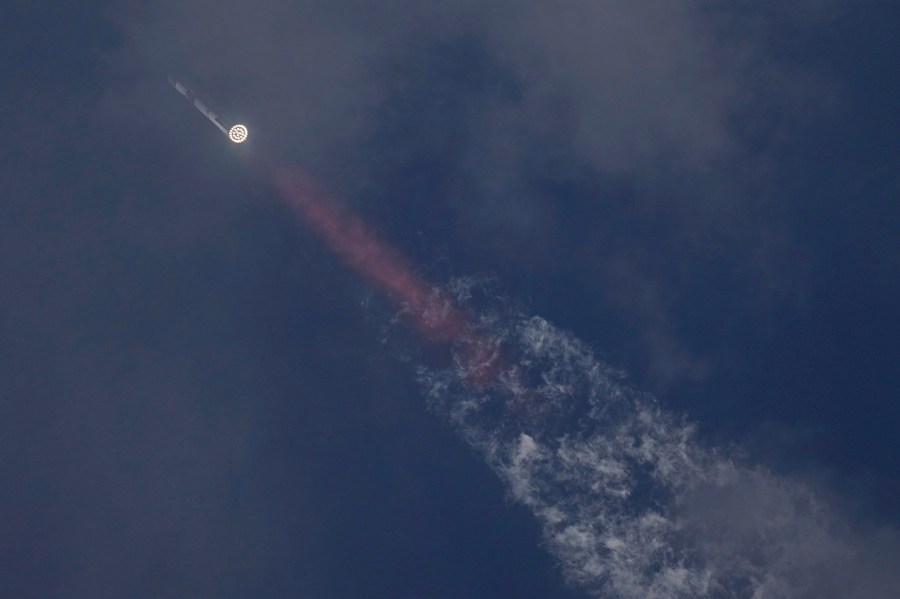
top-left (416, 278), bottom-right (895, 599)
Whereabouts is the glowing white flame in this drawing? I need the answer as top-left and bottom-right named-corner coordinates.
top-left (228, 124), bottom-right (249, 144)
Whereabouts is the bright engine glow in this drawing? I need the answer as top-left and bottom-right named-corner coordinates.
top-left (228, 124), bottom-right (249, 144)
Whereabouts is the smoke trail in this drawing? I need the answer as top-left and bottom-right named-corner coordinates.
top-left (272, 165), bottom-right (465, 341)
top-left (268, 164), bottom-right (898, 598)
top-left (415, 277), bottom-right (898, 599)
top-left (271, 165), bottom-right (502, 384)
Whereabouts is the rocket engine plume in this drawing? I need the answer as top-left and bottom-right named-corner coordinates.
top-left (169, 77), bottom-right (249, 143)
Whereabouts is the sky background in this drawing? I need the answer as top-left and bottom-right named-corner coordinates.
top-left (2, 1), bottom-right (899, 597)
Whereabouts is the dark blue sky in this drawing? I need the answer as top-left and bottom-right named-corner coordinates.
top-left (2, 2), bottom-right (899, 598)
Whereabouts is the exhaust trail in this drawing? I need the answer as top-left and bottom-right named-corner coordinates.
top-left (271, 166), bottom-right (463, 341)
top-left (271, 164), bottom-right (502, 385)
top-left (264, 162), bottom-right (892, 598)
top-left (414, 278), bottom-right (898, 599)
top-left (166, 77), bottom-right (478, 355)
top-left (158, 78), bottom-right (895, 590)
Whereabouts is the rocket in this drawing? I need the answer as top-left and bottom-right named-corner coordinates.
top-left (168, 77), bottom-right (248, 144)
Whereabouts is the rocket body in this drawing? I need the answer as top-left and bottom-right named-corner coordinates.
top-left (168, 77), bottom-right (229, 135)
